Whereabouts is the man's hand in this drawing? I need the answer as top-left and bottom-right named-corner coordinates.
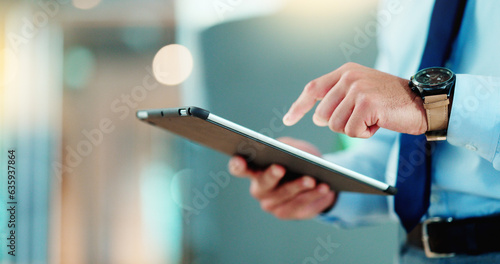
top-left (228, 137), bottom-right (336, 219)
top-left (283, 62), bottom-right (428, 138)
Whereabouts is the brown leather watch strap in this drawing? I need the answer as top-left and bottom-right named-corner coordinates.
top-left (424, 94), bottom-right (450, 141)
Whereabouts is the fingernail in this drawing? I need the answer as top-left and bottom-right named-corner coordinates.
top-left (303, 177), bottom-right (315, 188)
top-left (319, 185), bottom-right (329, 194)
top-left (283, 113), bottom-right (292, 126)
top-left (229, 159), bottom-right (241, 172)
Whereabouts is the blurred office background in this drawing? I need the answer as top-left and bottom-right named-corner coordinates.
top-left (0, 0), bottom-right (399, 263)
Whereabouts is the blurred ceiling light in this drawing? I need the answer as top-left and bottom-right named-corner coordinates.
top-left (64, 46), bottom-right (96, 90)
top-left (72, 0), bottom-right (102, 10)
top-left (152, 44), bottom-right (194, 86)
top-left (283, 0), bottom-right (378, 18)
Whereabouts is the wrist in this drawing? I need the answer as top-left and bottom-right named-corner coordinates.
top-left (403, 79), bottom-right (428, 135)
top-left (409, 67), bottom-right (456, 141)
top-left (414, 95), bottom-right (429, 134)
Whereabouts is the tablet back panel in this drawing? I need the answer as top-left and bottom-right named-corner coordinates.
top-left (137, 107), bottom-right (396, 195)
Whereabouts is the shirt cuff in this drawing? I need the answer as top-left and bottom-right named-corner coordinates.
top-left (315, 130), bottom-right (395, 227)
top-left (317, 191), bottom-right (391, 228)
top-left (447, 74), bottom-right (500, 170)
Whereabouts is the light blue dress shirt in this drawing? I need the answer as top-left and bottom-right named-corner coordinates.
top-left (319, 0), bottom-right (500, 227)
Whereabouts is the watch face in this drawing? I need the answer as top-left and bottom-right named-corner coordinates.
top-left (414, 67), bottom-right (453, 86)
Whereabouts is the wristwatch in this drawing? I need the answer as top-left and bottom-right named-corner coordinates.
top-left (409, 67), bottom-right (456, 141)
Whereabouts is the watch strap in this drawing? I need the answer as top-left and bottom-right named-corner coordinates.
top-left (423, 94), bottom-right (449, 141)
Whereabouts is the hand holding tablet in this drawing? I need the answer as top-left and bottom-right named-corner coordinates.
top-left (228, 137), bottom-right (336, 219)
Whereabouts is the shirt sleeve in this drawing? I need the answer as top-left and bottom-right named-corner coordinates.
top-left (317, 129), bottom-right (397, 227)
top-left (447, 74), bottom-right (500, 171)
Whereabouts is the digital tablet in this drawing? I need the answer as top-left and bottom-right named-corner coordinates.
top-left (136, 106), bottom-right (397, 195)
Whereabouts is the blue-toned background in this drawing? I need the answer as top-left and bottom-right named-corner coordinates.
top-left (0, 0), bottom-right (399, 263)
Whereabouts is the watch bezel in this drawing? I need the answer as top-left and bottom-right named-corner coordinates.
top-left (409, 67), bottom-right (456, 98)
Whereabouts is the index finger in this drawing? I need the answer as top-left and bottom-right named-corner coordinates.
top-left (283, 84), bottom-right (317, 126)
top-left (283, 70), bottom-right (342, 126)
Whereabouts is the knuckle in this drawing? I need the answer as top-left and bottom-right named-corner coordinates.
top-left (349, 80), bottom-right (368, 95)
top-left (349, 81), bottom-right (362, 93)
top-left (343, 69), bottom-right (362, 84)
top-left (328, 119), bottom-right (343, 133)
top-left (342, 62), bottom-right (358, 69)
top-left (342, 70), bottom-right (357, 83)
top-left (354, 90), bottom-right (374, 112)
top-left (304, 80), bottom-right (318, 94)
top-left (355, 87), bottom-right (370, 101)
top-left (344, 126), bottom-right (357, 138)
top-left (313, 112), bottom-right (328, 127)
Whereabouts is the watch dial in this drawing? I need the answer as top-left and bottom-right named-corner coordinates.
top-left (415, 68), bottom-right (453, 85)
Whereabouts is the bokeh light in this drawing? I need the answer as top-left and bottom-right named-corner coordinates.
top-left (152, 44), bottom-right (194, 86)
top-left (72, 0), bottom-right (102, 10)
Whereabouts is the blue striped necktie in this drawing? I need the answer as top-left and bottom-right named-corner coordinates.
top-left (395, 0), bottom-right (468, 233)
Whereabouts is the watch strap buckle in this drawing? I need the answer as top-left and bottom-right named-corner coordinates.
top-left (425, 130), bottom-right (447, 141)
